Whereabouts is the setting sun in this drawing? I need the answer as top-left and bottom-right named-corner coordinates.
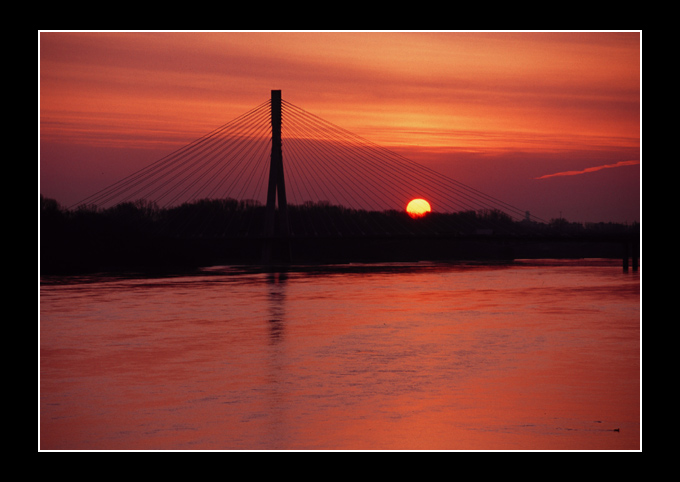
top-left (406, 198), bottom-right (431, 219)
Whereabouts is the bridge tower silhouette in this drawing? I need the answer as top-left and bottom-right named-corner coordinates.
top-left (262, 90), bottom-right (291, 263)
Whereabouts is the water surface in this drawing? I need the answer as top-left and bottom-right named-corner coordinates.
top-left (39, 260), bottom-right (640, 450)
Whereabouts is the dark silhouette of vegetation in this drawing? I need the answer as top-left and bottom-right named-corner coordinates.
top-left (40, 195), bottom-right (639, 275)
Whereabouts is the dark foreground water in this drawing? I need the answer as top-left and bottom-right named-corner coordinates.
top-left (39, 260), bottom-right (640, 450)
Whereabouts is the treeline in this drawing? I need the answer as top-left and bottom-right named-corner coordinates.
top-left (41, 195), bottom-right (638, 238)
top-left (40, 196), bottom-right (639, 274)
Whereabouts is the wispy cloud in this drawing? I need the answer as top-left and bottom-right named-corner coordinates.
top-left (534, 160), bottom-right (639, 180)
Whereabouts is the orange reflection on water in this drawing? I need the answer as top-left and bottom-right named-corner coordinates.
top-left (40, 263), bottom-right (640, 450)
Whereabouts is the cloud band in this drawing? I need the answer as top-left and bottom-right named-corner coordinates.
top-left (535, 160), bottom-right (639, 180)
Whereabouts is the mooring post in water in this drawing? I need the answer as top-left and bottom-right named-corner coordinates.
top-left (622, 241), bottom-right (629, 272)
top-left (622, 239), bottom-right (639, 272)
top-left (262, 90), bottom-right (291, 264)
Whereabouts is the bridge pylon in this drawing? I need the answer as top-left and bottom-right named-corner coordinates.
top-left (262, 90), bottom-right (291, 264)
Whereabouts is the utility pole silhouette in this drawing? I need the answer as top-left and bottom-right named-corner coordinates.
top-left (262, 90), bottom-right (290, 263)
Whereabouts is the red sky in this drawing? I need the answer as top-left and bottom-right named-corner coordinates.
top-left (39, 31), bottom-right (640, 223)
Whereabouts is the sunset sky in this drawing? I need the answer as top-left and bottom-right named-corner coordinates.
top-left (39, 31), bottom-right (641, 223)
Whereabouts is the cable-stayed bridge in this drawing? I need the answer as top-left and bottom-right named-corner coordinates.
top-left (69, 91), bottom-right (638, 269)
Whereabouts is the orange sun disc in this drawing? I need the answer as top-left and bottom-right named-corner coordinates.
top-left (406, 198), bottom-right (431, 219)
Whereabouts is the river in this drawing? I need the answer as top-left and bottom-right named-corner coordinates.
top-left (39, 259), bottom-right (640, 450)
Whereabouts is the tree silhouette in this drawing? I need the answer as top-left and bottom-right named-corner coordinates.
top-left (39, 195), bottom-right (639, 274)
